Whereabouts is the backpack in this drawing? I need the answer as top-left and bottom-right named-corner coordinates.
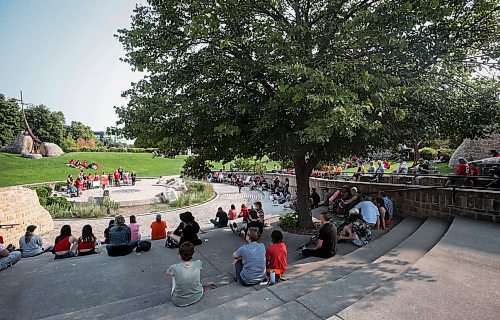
top-left (136, 240), bottom-right (151, 252)
top-left (165, 237), bottom-right (178, 249)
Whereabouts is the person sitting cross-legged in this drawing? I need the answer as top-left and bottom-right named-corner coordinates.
top-left (107, 215), bottom-right (138, 257)
top-left (167, 212), bottom-right (202, 247)
top-left (210, 207), bottom-right (228, 228)
top-left (266, 230), bottom-right (287, 280)
top-left (77, 224), bottom-right (98, 256)
top-left (166, 242), bottom-right (203, 307)
top-left (338, 209), bottom-right (372, 247)
top-left (151, 214), bottom-right (167, 240)
top-left (233, 227), bottom-right (266, 286)
top-left (302, 212), bottom-right (337, 258)
top-left (18, 225), bottom-right (52, 258)
top-left (0, 242), bottom-right (21, 271)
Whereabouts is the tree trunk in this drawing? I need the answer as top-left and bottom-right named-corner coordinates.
top-left (293, 154), bottom-right (314, 229)
top-left (412, 140), bottom-right (422, 165)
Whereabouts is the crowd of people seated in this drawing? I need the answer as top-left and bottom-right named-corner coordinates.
top-left (66, 159), bottom-right (99, 170)
top-left (65, 167), bottom-right (137, 196)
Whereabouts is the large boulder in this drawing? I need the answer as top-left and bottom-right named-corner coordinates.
top-left (0, 132), bottom-right (33, 154)
top-left (21, 153), bottom-right (42, 159)
top-left (40, 142), bottom-right (64, 157)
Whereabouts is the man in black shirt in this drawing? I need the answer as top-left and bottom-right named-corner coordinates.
top-left (210, 207), bottom-right (228, 228)
top-left (302, 212), bottom-right (337, 258)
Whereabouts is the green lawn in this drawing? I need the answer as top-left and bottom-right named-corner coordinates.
top-left (0, 152), bottom-right (192, 187)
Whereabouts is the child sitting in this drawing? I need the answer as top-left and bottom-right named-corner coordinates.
top-left (266, 230), bottom-right (287, 280)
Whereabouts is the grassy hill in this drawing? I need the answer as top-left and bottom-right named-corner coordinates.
top-left (0, 152), bottom-right (192, 187)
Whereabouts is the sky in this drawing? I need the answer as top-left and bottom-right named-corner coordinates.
top-left (0, 0), bottom-right (144, 131)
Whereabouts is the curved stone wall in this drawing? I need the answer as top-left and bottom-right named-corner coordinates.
top-left (0, 186), bottom-right (54, 245)
top-left (449, 134), bottom-right (500, 168)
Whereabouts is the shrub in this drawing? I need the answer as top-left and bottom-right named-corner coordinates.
top-left (170, 183), bottom-right (214, 208)
top-left (418, 147), bottom-right (437, 160)
top-left (437, 148), bottom-right (453, 161)
top-left (31, 186), bottom-right (52, 199)
top-left (54, 182), bottom-right (67, 191)
top-left (182, 156), bottom-right (213, 179)
top-left (279, 212), bottom-right (298, 230)
top-left (45, 197), bottom-right (119, 219)
top-left (46, 196), bottom-right (72, 209)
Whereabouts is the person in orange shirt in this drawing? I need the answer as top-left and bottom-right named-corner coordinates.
top-left (266, 230), bottom-right (287, 279)
top-left (151, 214), bottom-right (167, 240)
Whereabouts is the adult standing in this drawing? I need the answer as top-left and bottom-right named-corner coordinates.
top-left (18, 225), bottom-right (51, 258)
top-left (283, 178), bottom-right (290, 197)
top-left (302, 212), bottom-right (337, 258)
top-left (233, 227), bottom-right (266, 286)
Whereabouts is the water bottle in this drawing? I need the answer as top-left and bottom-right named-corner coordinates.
top-left (270, 270), bottom-right (276, 284)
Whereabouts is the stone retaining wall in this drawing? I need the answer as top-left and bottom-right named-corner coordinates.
top-left (0, 186), bottom-right (55, 245)
top-left (263, 173), bottom-right (500, 223)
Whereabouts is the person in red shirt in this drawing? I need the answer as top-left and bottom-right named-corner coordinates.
top-left (238, 204), bottom-right (249, 223)
top-left (266, 230), bottom-right (287, 279)
top-left (383, 159), bottom-right (391, 170)
top-left (114, 170), bottom-right (121, 187)
top-left (75, 177), bottom-right (84, 196)
top-left (455, 157), bottom-right (470, 176)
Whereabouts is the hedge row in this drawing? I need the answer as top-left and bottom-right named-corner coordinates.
top-left (64, 147), bottom-right (160, 153)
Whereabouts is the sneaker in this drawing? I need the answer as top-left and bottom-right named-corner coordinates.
top-left (230, 223), bottom-right (235, 233)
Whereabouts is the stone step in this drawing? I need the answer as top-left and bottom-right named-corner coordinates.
top-left (267, 216), bottom-right (424, 302)
top-left (334, 217), bottom-right (500, 320)
top-left (40, 273), bottom-right (234, 320)
top-left (250, 217), bottom-right (450, 320)
top-left (184, 217), bottom-right (424, 319)
top-left (111, 282), bottom-right (255, 320)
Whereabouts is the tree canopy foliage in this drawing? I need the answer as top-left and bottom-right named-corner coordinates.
top-left (0, 94), bottom-right (22, 147)
top-left (24, 105), bottom-right (67, 145)
top-left (116, 0), bottom-right (499, 227)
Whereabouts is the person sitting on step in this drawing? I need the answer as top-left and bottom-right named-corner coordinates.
top-left (302, 212), bottom-right (337, 258)
top-left (167, 212), bottom-right (202, 247)
top-left (231, 209), bottom-right (264, 237)
top-left (210, 207), bottom-right (228, 228)
top-left (337, 209), bottom-right (372, 247)
top-left (151, 214), bottom-right (167, 240)
top-left (166, 242), bottom-right (204, 307)
top-left (373, 197), bottom-right (388, 230)
top-left (354, 197), bottom-right (380, 229)
top-left (128, 215), bottom-right (141, 242)
top-left (53, 225), bottom-right (78, 260)
top-left (77, 224), bottom-right (98, 256)
top-left (107, 215), bottom-right (138, 257)
top-left (18, 225), bottom-right (52, 258)
top-left (266, 230), bottom-right (287, 280)
top-left (233, 227), bottom-right (266, 286)
top-left (0, 240), bottom-right (21, 271)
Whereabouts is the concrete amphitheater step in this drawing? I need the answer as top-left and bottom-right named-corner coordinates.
top-left (334, 217), bottom-right (500, 320)
top-left (110, 282), bottom-right (256, 320)
top-left (40, 272), bottom-right (234, 320)
top-left (183, 217), bottom-right (425, 319)
top-left (249, 217), bottom-right (449, 319)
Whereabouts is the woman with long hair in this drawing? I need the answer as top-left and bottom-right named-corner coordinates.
top-left (53, 225), bottom-right (78, 260)
top-left (18, 225), bottom-right (52, 258)
top-left (78, 225), bottom-right (98, 256)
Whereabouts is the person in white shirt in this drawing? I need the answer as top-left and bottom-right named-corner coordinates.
top-left (393, 158), bottom-right (409, 174)
top-left (354, 199), bottom-right (380, 228)
top-left (0, 242), bottom-right (21, 271)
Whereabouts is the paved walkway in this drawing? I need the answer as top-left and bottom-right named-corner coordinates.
top-left (43, 183), bottom-right (288, 244)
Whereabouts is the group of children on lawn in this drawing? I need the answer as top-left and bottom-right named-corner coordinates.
top-left (66, 166), bottom-right (136, 196)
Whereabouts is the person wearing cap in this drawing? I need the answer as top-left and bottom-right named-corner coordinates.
top-left (107, 215), bottom-right (138, 257)
top-left (18, 225), bottom-right (52, 258)
top-left (151, 214), bottom-right (167, 240)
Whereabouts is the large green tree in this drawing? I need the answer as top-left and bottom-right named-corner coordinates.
top-left (67, 121), bottom-right (96, 141)
top-left (0, 94), bottom-right (22, 147)
top-left (116, 0), bottom-right (499, 228)
top-left (24, 105), bottom-right (66, 145)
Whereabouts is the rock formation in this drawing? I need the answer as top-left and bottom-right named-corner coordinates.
top-left (449, 134), bottom-right (500, 168)
top-left (40, 142), bottom-right (64, 157)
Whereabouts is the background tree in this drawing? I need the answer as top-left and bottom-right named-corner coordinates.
top-left (116, 0), bottom-right (499, 228)
top-left (67, 121), bottom-right (96, 142)
top-left (0, 94), bottom-right (22, 147)
top-left (24, 105), bottom-right (66, 145)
